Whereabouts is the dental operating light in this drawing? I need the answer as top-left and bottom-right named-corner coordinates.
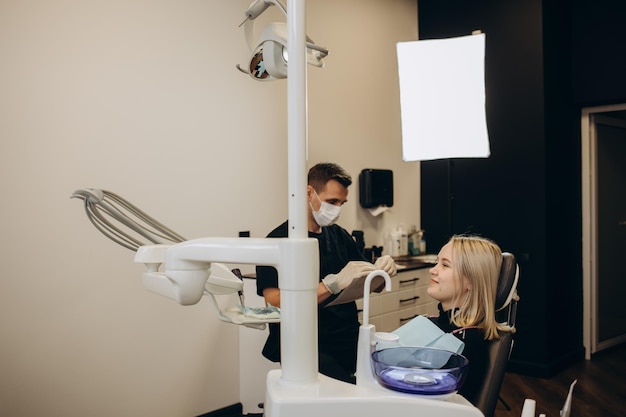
top-left (236, 0), bottom-right (329, 80)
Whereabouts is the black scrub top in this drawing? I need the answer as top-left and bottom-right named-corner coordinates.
top-left (256, 221), bottom-right (367, 366)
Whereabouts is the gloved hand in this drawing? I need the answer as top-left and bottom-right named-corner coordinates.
top-left (374, 255), bottom-right (397, 277)
top-left (322, 261), bottom-right (376, 294)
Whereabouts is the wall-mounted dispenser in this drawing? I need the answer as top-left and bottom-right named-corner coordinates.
top-left (359, 169), bottom-right (393, 209)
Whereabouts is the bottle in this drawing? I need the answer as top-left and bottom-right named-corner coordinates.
top-left (390, 230), bottom-right (401, 257)
top-left (407, 225), bottom-right (417, 255)
top-left (419, 230), bottom-right (426, 254)
top-left (408, 226), bottom-right (420, 255)
top-left (397, 225), bottom-right (409, 256)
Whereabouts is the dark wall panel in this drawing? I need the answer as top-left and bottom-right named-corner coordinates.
top-left (418, 0), bottom-right (588, 376)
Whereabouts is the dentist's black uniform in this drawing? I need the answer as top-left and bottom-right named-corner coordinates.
top-left (256, 220), bottom-right (367, 384)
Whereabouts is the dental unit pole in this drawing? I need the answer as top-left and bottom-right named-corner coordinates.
top-left (280, 0), bottom-right (319, 385)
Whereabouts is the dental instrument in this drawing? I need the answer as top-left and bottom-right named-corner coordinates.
top-left (231, 268), bottom-right (246, 307)
top-left (71, 188), bottom-right (186, 251)
top-left (72, 188), bottom-right (278, 327)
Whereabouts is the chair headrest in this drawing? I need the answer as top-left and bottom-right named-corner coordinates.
top-left (495, 252), bottom-right (519, 312)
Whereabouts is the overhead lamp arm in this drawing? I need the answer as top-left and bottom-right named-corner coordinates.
top-left (239, 0), bottom-right (287, 25)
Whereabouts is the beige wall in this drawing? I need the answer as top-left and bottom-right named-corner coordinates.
top-left (0, 1), bottom-right (418, 416)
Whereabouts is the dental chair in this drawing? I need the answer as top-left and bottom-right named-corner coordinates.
top-left (474, 252), bottom-right (520, 417)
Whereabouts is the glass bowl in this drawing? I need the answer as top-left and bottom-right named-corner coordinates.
top-left (371, 347), bottom-right (469, 395)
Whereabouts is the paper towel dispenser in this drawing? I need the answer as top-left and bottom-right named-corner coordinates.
top-left (359, 169), bottom-right (393, 209)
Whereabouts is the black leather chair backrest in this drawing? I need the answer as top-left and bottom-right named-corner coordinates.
top-left (475, 252), bottom-right (520, 417)
top-left (495, 252), bottom-right (519, 314)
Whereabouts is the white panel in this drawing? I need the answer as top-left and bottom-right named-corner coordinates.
top-left (397, 34), bottom-right (490, 161)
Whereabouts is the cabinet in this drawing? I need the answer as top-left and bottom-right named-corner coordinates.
top-left (356, 266), bottom-right (437, 332)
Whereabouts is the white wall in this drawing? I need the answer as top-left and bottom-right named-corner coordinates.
top-left (0, 1), bottom-right (418, 416)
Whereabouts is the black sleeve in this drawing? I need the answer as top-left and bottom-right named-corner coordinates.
top-left (256, 264), bottom-right (278, 297)
top-left (255, 221), bottom-right (288, 297)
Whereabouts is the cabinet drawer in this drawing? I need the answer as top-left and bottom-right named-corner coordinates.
top-left (359, 310), bottom-right (385, 328)
top-left (413, 267), bottom-right (432, 280)
top-left (379, 270), bottom-right (434, 313)
top-left (376, 308), bottom-right (420, 332)
top-left (380, 288), bottom-right (415, 315)
top-left (412, 284), bottom-right (431, 307)
top-left (397, 309), bottom-right (421, 327)
top-left (356, 292), bottom-right (381, 318)
top-left (376, 310), bottom-right (400, 332)
top-left (396, 274), bottom-right (421, 291)
top-left (414, 302), bottom-right (437, 317)
top-left (395, 268), bottom-right (430, 288)
top-left (365, 304), bottom-right (437, 332)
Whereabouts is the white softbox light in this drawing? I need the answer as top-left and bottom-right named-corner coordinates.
top-left (397, 33), bottom-right (490, 161)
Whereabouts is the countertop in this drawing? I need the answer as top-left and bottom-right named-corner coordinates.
top-left (392, 254), bottom-right (437, 271)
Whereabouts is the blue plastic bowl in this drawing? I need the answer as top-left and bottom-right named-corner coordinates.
top-left (371, 347), bottom-right (469, 395)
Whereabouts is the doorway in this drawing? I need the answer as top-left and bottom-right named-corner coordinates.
top-left (581, 104), bottom-right (626, 359)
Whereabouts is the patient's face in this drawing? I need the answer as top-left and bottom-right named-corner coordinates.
top-left (427, 242), bottom-right (466, 310)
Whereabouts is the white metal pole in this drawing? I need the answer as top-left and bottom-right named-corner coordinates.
top-left (280, 0), bottom-right (319, 383)
top-left (287, 0), bottom-right (307, 239)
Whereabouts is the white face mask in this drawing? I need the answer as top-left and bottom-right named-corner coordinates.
top-left (310, 189), bottom-right (341, 227)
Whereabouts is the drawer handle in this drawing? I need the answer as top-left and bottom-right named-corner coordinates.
top-left (399, 296), bottom-right (420, 305)
top-left (399, 314), bottom-right (419, 324)
top-left (399, 277), bottom-right (420, 286)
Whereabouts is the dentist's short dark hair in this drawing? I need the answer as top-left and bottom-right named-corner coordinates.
top-left (308, 162), bottom-right (352, 192)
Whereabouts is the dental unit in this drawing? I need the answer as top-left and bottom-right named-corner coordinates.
top-left (72, 0), bottom-right (485, 416)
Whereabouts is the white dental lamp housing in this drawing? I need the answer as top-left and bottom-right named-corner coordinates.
top-left (238, 0), bottom-right (328, 80)
top-left (254, 23), bottom-right (289, 79)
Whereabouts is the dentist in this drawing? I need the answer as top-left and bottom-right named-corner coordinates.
top-left (256, 162), bottom-right (397, 383)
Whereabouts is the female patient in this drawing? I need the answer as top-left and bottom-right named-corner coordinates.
top-left (427, 235), bottom-right (513, 406)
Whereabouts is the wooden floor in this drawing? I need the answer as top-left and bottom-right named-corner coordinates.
top-left (494, 343), bottom-right (626, 417)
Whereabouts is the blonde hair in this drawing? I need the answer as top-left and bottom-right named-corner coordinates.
top-left (448, 235), bottom-right (512, 340)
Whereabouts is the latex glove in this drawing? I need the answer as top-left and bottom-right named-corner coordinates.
top-left (322, 261), bottom-right (376, 294)
top-left (374, 255), bottom-right (397, 277)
